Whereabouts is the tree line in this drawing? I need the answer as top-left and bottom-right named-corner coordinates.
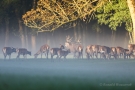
top-left (0, 0), bottom-right (134, 52)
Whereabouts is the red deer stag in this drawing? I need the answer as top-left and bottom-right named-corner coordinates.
top-left (2, 47), bottom-right (16, 59)
top-left (65, 35), bottom-right (83, 59)
top-left (34, 44), bottom-right (50, 59)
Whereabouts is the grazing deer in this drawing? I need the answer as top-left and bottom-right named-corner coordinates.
top-left (16, 48), bottom-right (31, 59)
top-left (2, 47), bottom-right (16, 59)
top-left (50, 44), bottom-right (65, 59)
top-left (34, 44), bottom-right (50, 59)
top-left (65, 35), bottom-right (83, 59)
top-left (57, 49), bottom-right (70, 59)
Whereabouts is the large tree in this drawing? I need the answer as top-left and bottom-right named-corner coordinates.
top-left (0, 0), bottom-right (18, 46)
top-left (96, 0), bottom-right (135, 43)
top-left (127, 0), bottom-right (135, 43)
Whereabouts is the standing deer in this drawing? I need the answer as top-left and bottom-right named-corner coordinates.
top-left (65, 35), bottom-right (83, 59)
top-left (50, 44), bottom-right (65, 59)
top-left (34, 44), bottom-right (50, 59)
top-left (2, 47), bottom-right (16, 59)
top-left (91, 45), bottom-right (101, 58)
top-left (85, 45), bottom-right (93, 59)
top-left (124, 49), bottom-right (130, 59)
top-left (128, 44), bottom-right (135, 58)
top-left (116, 46), bottom-right (125, 59)
top-left (99, 46), bottom-right (111, 60)
top-left (110, 47), bottom-right (117, 59)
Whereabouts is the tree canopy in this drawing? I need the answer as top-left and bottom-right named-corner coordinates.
top-left (96, 0), bottom-right (132, 32)
top-left (22, 0), bottom-right (107, 32)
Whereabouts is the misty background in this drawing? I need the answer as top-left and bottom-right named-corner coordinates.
top-left (0, 20), bottom-right (129, 55)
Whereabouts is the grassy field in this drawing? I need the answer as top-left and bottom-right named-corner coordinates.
top-left (0, 58), bottom-right (135, 90)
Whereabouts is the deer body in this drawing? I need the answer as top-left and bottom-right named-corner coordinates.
top-left (34, 44), bottom-right (50, 59)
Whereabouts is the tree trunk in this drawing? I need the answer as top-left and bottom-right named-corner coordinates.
top-left (111, 31), bottom-right (116, 46)
top-left (18, 19), bottom-right (25, 48)
top-left (127, 0), bottom-right (135, 43)
top-left (31, 35), bottom-right (36, 53)
top-left (5, 19), bottom-right (9, 46)
top-left (24, 26), bottom-right (28, 49)
top-left (31, 0), bottom-right (37, 52)
top-left (74, 22), bottom-right (77, 41)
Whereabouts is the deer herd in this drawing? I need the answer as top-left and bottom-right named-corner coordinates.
top-left (2, 36), bottom-right (135, 60)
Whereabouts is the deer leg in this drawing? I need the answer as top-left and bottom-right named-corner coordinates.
top-left (95, 52), bottom-right (98, 59)
top-left (46, 51), bottom-right (48, 59)
top-left (41, 53), bottom-right (42, 58)
top-left (56, 54), bottom-right (59, 59)
top-left (51, 54), bottom-right (53, 59)
top-left (26, 54), bottom-right (27, 59)
top-left (9, 54), bottom-right (11, 59)
top-left (114, 54), bottom-right (117, 60)
top-left (73, 52), bottom-right (76, 58)
top-left (23, 54), bottom-right (25, 59)
top-left (4, 54), bottom-right (7, 59)
top-left (58, 56), bottom-right (61, 59)
top-left (107, 54), bottom-right (110, 60)
top-left (16, 53), bottom-right (20, 59)
top-left (86, 53), bottom-right (89, 59)
top-left (103, 53), bottom-right (106, 60)
top-left (81, 52), bottom-right (83, 59)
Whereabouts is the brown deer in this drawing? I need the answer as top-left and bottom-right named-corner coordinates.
top-left (128, 44), bottom-right (135, 58)
top-left (2, 47), bottom-right (16, 59)
top-left (34, 44), bottom-right (50, 59)
top-left (124, 49), bottom-right (130, 59)
top-left (57, 49), bottom-right (70, 59)
top-left (99, 46), bottom-right (111, 59)
top-left (91, 45), bottom-right (101, 58)
top-left (85, 45), bottom-right (93, 59)
top-left (16, 48), bottom-right (31, 59)
top-left (116, 46), bottom-right (125, 59)
top-left (50, 44), bottom-right (65, 59)
top-left (65, 35), bottom-right (83, 59)
top-left (110, 47), bottom-right (117, 59)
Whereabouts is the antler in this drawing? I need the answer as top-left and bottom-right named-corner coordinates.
top-left (66, 35), bottom-right (73, 42)
top-left (76, 36), bottom-right (81, 43)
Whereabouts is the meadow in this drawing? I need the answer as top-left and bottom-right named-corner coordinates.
top-left (0, 54), bottom-right (135, 90)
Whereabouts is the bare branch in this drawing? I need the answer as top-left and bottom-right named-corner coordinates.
top-left (22, 0), bottom-right (108, 32)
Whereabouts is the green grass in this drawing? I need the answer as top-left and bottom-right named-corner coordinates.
top-left (0, 74), bottom-right (135, 90)
top-left (0, 58), bottom-right (135, 90)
